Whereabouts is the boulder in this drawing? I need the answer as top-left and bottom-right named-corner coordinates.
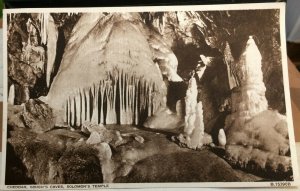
top-left (58, 145), bottom-right (103, 184)
top-left (115, 150), bottom-right (262, 183)
top-left (143, 108), bottom-right (184, 131)
top-left (22, 99), bottom-right (55, 133)
top-left (8, 57), bottom-right (37, 87)
top-left (7, 104), bottom-right (26, 130)
top-left (6, 128), bottom-right (103, 184)
top-left (83, 122), bottom-right (124, 147)
top-left (225, 145), bottom-right (292, 180)
top-left (86, 132), bottom-right (103, 145)
top-left (226, 110), bottom-right (289, 155)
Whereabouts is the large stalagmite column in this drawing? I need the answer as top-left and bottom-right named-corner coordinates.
top-left (177, 75), bottom-right (205, 150)
top-left (225, 36), bottom-right (268, 131)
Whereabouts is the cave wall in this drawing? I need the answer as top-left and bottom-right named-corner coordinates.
top-left (7, 10), bottom-right (284, 129)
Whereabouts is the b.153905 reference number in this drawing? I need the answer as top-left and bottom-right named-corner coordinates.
top-left (270, 182), bottom-right (291, 187)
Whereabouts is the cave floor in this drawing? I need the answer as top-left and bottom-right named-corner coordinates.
top-left (6, 124), bottom-right (264, 184)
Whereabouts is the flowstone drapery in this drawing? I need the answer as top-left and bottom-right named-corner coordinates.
top-left (43, 13), bottom-right (181, 126)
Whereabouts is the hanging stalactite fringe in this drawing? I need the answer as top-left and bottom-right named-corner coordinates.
top-left (64, 70), bottom-right (162, 127)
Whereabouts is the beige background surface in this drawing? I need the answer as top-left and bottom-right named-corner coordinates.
top-left (289, 59), bottom-right (300, 142)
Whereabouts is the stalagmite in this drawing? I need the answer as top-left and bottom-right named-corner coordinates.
top-left (223, 37), bottom-right (292, 176)
top-left (184, 77), bottom-right (198, 135)
top-left (8, 84), bottom-right (15, 105)
top-left (218, 129), bottom-right (226, 146)
top-left (24, 86), bottom-right (30, 102)
top-left (177, 75), bottom-right (205, 150)
top-left (225, 36), bottom-right (268, 131)
top-left (175, 58), bottom-right (210, 149)
top-left (176, 100), bottom-right (184, 118)
top-left (194, 101), bottom-right (205, 148)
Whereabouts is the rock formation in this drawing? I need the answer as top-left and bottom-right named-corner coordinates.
top-left (218, 128), bottom-right (226, 147)
top-left (225, 36), bottom-right (268, 129)
top-left (224, 42), bottom-right (239, 90)
top-left (41, 13), bottom-right (186, 127)
top-left (22, 99), bottom-right (55, 133)
top-left (8, 84), bottom-right (15, 105)
top-left (224, 36), bottom-right (292, 178)
top-left (176, 76), bottom-right (205, 149)
top-left (7, 13), bottom-right (58, 103)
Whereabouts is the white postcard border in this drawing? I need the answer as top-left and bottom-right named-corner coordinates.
top-left (1, 3), bottom-right (299, 189)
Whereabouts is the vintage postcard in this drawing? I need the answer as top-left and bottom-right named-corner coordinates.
top-left (1, 3), bottom-right (299, 190)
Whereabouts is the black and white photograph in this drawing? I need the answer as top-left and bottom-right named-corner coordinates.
top-left (1, 3), bottom-right (299, 189)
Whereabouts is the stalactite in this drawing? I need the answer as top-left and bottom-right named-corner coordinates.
top-left (119, 72), bottom-right (123, 124)
top-left (99, 80), bottom-right (105, 124)
top-left (86, 89), bottom-right (91, 122)
top-left (81, 88), bottom-right (86, 122)
top-left (63, 70), bottom-right (162, 127)
top-left (63, 100), bottom-right (67, 123)
top-left (106, 80), bottom-right (117, 124)
top-left (46, 14), bottom-right (58, 87)
top-left (67, 97), bottom-right (71, 124)
top-left (39, 13), bottom-right (49, 45)
top-left (224, 42), bottom-right (239, 90)
top-left (128, 85), bottom-right (134, 124)
top-left (135, 79), bottom-right (139, 125)
top-left (70, 96), bottom-right (75, 126)
top-left (91, 84), bottom-right (99, 124)
top-left (75, 90), bottom-right (81, 126)
top-left (8, 84), bottom-right (15, 105)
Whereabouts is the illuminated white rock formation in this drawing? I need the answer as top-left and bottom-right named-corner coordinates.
top-left (225, 36), bottom-right (268, 132)
top-left (218, 129), bottom-right (226, 146)
top-left (8, 84), bottom-right (15, 105)
top-left (146, 28), bottom-right (182, 82)
top-left (45, 14), bottom-right (58, 87)
top-left (184, 77), bottom-right (199, 135)
top-left (177, 75), bottom-right (205, 149)
top-left (44, 13), bottom-right (169, 126)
